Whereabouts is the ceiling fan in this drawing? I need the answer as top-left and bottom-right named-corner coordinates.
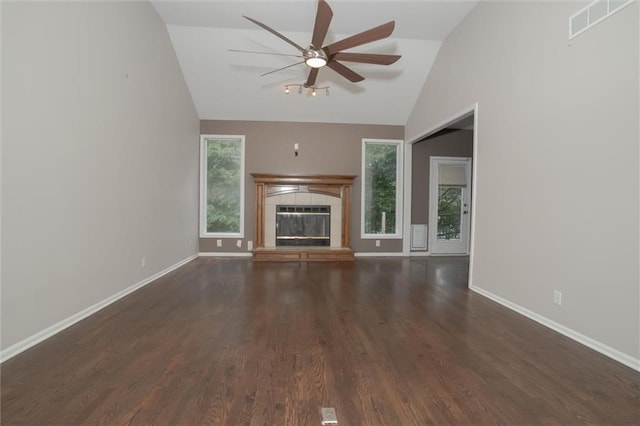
top-left (235, 0), bottom-right (401, 87)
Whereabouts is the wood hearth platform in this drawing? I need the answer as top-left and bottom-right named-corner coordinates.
top-left (252, 247), bottom-right (355, 262)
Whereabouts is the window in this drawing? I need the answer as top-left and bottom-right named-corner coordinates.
top-left (361, 139), bottom-right (403, 238)
top-left (200, 135), bottom-right (245, 237)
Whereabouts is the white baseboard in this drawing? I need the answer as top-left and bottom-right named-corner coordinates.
top-left (0, 254), bottom-right (198, 364)
top-left (198, 252), bottom-right (252, 257)
top-left (410, 251), bottom-right (430, 257)
top-left (355, 252), bottom-right (405, 257)
top-left (470, 285), bottom-right (640, 372)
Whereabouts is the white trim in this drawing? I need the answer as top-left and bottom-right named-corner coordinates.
top-left (470, 285), bottom-right (640, 372)
top-left (198, 252), bottom-right (252, 257)
top-left (406, 104), bottom-right (477, 145)
top-left (199, 135), bottom-right (245, 238)
top-left (354, 252), bottom-right (405, 257)
top-left (361, 138), bottom-right (404, 239)
top-left (402, 142), bottom-right (413, 256)
top-left (0, 254), bottom-right (198, 364)
top-left (409, 251), bottom-right (430, 257)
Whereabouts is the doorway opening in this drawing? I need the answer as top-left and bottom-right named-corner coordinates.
top-left (404, 103), bottom-right (478, 287)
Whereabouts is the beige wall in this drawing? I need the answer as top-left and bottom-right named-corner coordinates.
top-left (200, 120), bottom-right (404, 253)
top-left (1, 2), bottom-right (200, 352)
top-left (411, 129), bottom-right (473, 232)
top-left (407, 1), bottom-right (639, 360)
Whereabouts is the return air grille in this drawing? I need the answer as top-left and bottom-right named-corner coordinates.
top-left (569, 0), bottom-right (633, 39)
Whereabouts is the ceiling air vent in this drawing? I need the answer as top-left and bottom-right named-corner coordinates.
top-left (569, 0), bottom-right (634, 39)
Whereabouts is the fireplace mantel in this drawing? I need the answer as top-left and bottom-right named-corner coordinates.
top-left (251, 173), bottom-right (356, 261)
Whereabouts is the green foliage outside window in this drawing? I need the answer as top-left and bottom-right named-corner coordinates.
top-left (206, 138), bottom-right (242, 234)
top-left (437, 186), bottom-right (462, 240)
top-left (364, 143), bottom-right (398, 234)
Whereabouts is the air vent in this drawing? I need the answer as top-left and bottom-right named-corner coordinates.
top-left (411, 224), bottom-right (427, 250)
top-left (569, 0), bottom-right (633, 39)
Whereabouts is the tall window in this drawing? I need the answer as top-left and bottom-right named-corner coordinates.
top-left (361, 139), bottom-right (403, 238)
top-left (200, 135), bottom-right (245, 237)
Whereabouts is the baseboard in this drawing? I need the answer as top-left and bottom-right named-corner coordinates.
top-left (198, 252), bottom-right (252, 257)
top-left (0, 254), bottom-right (198, 364)
top-left (470, 285), bottom-right (640, 372)
top-left (410, 251), bottom-right (430, 257)
top-left (354, 252), bottom-right (404, 257)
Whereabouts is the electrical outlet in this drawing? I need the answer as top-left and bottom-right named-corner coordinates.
top-left (375, 240), bottom-right (381, 247)
top-left (236, 239), bottom-right (242, 248)
top-left (141, 257), bottom-right (146, 268)
top-left (216, 239), bottom-right (222, 248)
top-left (247, 240), bottom-right (253, 251)
top-left (553, 290), bottom-right (562, 306)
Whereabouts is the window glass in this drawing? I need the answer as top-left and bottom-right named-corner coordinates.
top-left (200, 135), bottom-right (244, 236)
top-left (362, 139), bottom-right (402, 238)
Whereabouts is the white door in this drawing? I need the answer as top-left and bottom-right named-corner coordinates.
top-left (429, 157), bottom-right (472, 254)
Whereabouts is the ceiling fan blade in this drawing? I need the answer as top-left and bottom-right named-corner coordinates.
top-left (243, 15), bottom-right (306, 53)
top-left (311, 0), bottom-right (333, 49)
top-left (229, 49), bottom-right (303, 58)
top-left (260, 61), bottom-right (305, 77)
top-left (333, 52), bottom-right (400, 65)
top-left (305, 68), bottom-right (319, 87)
top-left (327, 61), bottom-right (364, 82)
top-left (324, 21), bottom-right (396, 56)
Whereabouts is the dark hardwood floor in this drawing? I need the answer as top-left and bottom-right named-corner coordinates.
top-left (2, 257), bottom-right (639, 425)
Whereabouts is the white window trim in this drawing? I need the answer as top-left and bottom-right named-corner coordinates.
top-left (199, 134), bottom-right (245, 238)
top-left (361, 138), bottom-right (403, 239)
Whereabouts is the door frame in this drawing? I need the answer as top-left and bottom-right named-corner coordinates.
top-left (428, 156), bottom-right (472, 255)
top-left (402, 103), bottom-right (479, 288)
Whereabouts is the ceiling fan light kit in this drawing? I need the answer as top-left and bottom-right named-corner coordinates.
top-left (237, 0), bottom-right (401, 88)
top-left (304, 49), bottom-right (328, 68)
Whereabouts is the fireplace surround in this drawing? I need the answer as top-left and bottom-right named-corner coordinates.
top-left (251, 174), bottom-right (356, 261)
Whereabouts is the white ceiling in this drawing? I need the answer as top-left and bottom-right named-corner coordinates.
top-left (151, 0), bottom-right (477, 125)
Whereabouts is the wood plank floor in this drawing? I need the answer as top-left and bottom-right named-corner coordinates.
top-left (2, 257), bottom-right (639, 425)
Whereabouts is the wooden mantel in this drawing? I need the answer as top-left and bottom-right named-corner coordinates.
top-left (251, 173), bottom-right (356, 261)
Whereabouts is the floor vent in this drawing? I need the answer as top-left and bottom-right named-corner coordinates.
top-left (569, 0), bottom-right (633, 39)
top-left (321, 407), bottom-right (338, 425)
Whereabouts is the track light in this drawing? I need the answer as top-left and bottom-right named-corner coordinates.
top-left (283, 83), bottom-right (330, 97)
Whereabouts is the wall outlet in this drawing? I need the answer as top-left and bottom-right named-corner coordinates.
top-left (236, 239), bottom-right (242, 248)
top-left (216, 239), bottom-right (222, 247)
top-left (247, 240), bottom-right (253, 251)
top-left (375, 240), bottom-right (381, 247)
top-left (553, 290), bottom-right (562, 306)
top-left (141, 257), bottom-right (146, 268)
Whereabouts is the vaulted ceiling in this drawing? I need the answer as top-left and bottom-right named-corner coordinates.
top-left (151, 1), bottom-right (477, 125)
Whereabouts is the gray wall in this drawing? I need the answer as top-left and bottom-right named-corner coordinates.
top-left (406, 1), bottom-right (639, 360)
top-left (200, 120), bottom-right (404, 253)
top-left (1, 2), bottom-right (200, 352)
top-left (411, 129), bottom-right (473, 234)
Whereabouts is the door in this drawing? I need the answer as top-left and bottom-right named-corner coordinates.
top-left (429, 157), bottom-right (472, 254)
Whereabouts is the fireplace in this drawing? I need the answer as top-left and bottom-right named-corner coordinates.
top-left (251, 174), bottom-right (356, 261)
top-left (276, 205), bottom-right (331, 247)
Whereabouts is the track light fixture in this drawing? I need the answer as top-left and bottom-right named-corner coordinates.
top-left (284, 84), bottom-right (330, 97)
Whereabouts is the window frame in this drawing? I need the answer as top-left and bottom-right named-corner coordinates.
top-left (199, 134), bottom-right (246, 238)
top-left (360, 138), bottom-right (403, 239)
